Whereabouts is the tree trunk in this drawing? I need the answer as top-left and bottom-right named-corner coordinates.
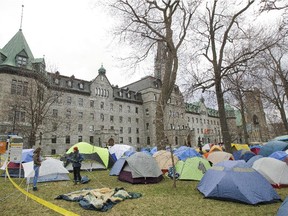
top-left (156, 93), bottom-right (166, 150)
top-left (215, 78), bottom-right (232, 153)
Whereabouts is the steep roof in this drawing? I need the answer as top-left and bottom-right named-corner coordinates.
top-left (0, 29), bottom-right (34, 69)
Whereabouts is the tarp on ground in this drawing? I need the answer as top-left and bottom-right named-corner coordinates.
top-left (258, 140), bottom-right (288, 157)
top-left (118, 152), bottom-right (163, 184)
top-left (22, 157), bottom-right (70, 183)
top-left (197, 166), bottom-right (281, 205)
top-left (252, 157), bottom-right (288, 187)
top-left (175, 157), bottom-right (211, 181)
top-left (64, 142), bottom-right (114, 170)
top-left (108, 144), bottom-right (136, 161)
top-left (153, 150), bottom-right (179, 172)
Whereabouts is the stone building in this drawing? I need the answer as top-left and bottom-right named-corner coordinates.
top-left (0, 28), bottom-right (243, 155)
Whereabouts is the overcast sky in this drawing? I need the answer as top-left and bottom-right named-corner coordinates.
top-left (0, 0), bottom-right (151, 87)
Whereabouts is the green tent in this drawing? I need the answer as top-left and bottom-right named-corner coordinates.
top-left (175, 157), bottom-right (211, 181)
top-left (65, 142), bottom-right (114, 169)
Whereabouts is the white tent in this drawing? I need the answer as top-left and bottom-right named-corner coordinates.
top-left (22, 157), bottom-right (70, 183)
top-left (252, 157), bottom-right (288, 187)
top-left (108, 144), bottom-right (136, 160)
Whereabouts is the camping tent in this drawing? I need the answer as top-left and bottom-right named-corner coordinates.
top-left (175, 157), bottom-right (211, 181)
top-left (215, 160), bottom-right (248, 169)
top-left (64, 142), bottom-right (114, 170)
top-left (246, 155), bottom-right (263, 168)
top-left (174, 146), bottom-right (201, 161)
top-left (207, 151), bottom-right (233, 164)
top-left (231, 143), bottom-right (250, 152)
top-left (22, 157), bottom-right (70, 183)
top-left (118, 152), bottom-right (163, 184)
top-left (272, 135), bottom-right (288, 143)
top-left (108, 144), bottom-right (136, 161)
top-left (109, 157), bottom-right (127, 176)
top-left (277, 196), bottom-right (288, 216)
top-left (258, 140), bottom-right (288, 157)
top-left (153, 150), bottom-right (179, 173)
top-left (252, 157), bottom-right (288, 188)
top-left (197, 166), bottom-right (281, 205)
top-left (268, 151), bottom-right (288, 161)
top-left (232, 149), bottom-right (255, 162)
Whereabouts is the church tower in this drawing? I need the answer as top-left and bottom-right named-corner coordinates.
top-left (154, 41), bottom-right (167, 81)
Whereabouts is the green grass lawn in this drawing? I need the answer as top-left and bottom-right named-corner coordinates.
top-left (0, 169), bottom-right (287, 216)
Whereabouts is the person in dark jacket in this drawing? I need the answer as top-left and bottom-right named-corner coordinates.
top-left (33, 147), bottom-right (42, 191)
top-left (69, 146), bottom-right (84, 184)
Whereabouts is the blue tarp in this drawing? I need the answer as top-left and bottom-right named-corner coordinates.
top-left (197, 166), bottom-right (281, 205)
top-left (109, 157), bottom-right (126, 176)
top-left (232, 150), bottom-right (256, 162)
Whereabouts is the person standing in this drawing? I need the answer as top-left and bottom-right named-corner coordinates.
top-left (33, 147), bottom-right (42, 191)
top-left (69, 146), bottom-right (84, 185)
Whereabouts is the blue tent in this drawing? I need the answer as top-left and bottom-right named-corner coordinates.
top-left (215, 160), bottom-right (248, 169)
top-left (109, 157), bottom-right (126, 176)
top-left (246, 155), bottom-right (263, 168)
top-left (259, 141), bottom-right (288, 157)
top-left (232, 149), bottom-right (256, 162)
top-left (273, 135), bottom-right (288, 143)
top-left (269, 151), bottom-right (288, 161)
top-left (174, 146), bottom-right (201, 161)
top-left (277, 196), bottom-right (288, 216)
top-left (197, 166), bottom-right (281, 205)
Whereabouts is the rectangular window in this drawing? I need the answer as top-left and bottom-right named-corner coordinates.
top-left (128, 137), bottom-right (132, 143)
top-left (90, 100), bottom-right (94, 107)
top-left (78, 98), bottom-right (83, 106)
top-left (136, 118), bottom-right (139, 124)
top-left (23, 82), bottom-right (28, 96)
top-left (146, 123), bottom-right (149, 130)
top-left (90, 136), bottom-right (94, 144)
top-left (128, 127), bottom-right (131, 133)
top-left (11, 80), bottom-right (17, 94)
top-left (135, 107), bottom-right (138, 114)
top-left (51, 149), bottom-right (56, 155)
top-left (128, 117), bottom-right (131, 123)
top-left (127, 106), bottom-right (131, 113)
top-left (89, 125), bottom-right (94, 131)
top-left (66, 109), bottom-right (71, 118)
top-left (51, 135), bottom-right (57, 143)
top-left (17, 81), bottom-right (23, 95)
top-left (137, 137), bottom-right (140, 144)
top-left (65, 136), bottom-right (70, 144)
top-left (66, 123), bottom-right (71, 131)
top-left (119, 116), bottom-right (123, 123)
top-left (53, 109), bottom-right (58, 117)
top-left (136, 128), bottom-right (139, 134)
top-left (110, 115), bottom-right (114, 123)
top-left (67, 96), bottom-right (72, 105)
top-left (110, 103), bottom-right (113, 111)
top-left (120, 127), bottom-right (123, 134)
top-left (78, 124), bottom-right (83, 132)
top-left (90, 113), bottom-right (94, 120)
top-left (119, 137), bottom-right (123, 143)
top-left (79, 112), bottom-right (83, 119)
top-left (52, 123), bottom-right (57, 131)
top-left (78, 136), bottom-right (82, 142)
top-left (119, 105), bottom-right (122, 112)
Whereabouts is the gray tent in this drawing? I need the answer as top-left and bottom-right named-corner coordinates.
top-left (118, 152), bottom-right (163, 184)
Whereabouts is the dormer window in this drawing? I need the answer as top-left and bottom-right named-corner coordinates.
top-left (55, 78), bottom-right (59, 85)
top-left (16, 56), bottom-right (27, 67)
top-left (119, 91), bottom-right (123, 97)
top-left (79, 83), bottom-right (84, 89)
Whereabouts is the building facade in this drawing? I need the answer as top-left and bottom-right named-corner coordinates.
top-left (0, 28), bottom-right (252, 155)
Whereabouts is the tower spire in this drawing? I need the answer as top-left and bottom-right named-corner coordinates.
top-left (20, 5), bottom-right (24, 31)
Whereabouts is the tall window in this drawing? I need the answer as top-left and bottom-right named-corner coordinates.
top-left (67, 96), bottom-right (72, 105)
top-left (66, 109), bottom-right (71, 118)
top-left (90, 136), bottom-right (94, 144)
top-left (52, 109), bottom-right (58, 117)
top-left (51, 135), bottom-right (57, 143)
top-left (90, 113), bottom-right (94, 120)
top-left (100, 102), bottom-right (104, 109)
top-left (119, 105), bottom-right (122, 112)
top-left (78, 98), bottom-right (83, 106)
top-left (65, 136), bottom-right (70, 144)
top-left (100, 113), bottom-right (104, 121)
top-left (90, 100), bottom-right (94, 107)
top-left (78, 124), bottom-right (83, 132)
top-left (119, 116), bottom-right (123, 123)
top-left (78, 112), bottom-right (83, 119)
top-left (78, 136), bottom-right (82, 142)
top-left (127, 106), bottom-right (131, 113)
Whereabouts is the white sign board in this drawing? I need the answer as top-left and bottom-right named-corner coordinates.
top-left (9, 143), bottom-right (23, 163)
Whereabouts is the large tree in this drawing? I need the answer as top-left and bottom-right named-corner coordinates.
top-left (184, 0), bottom-right (283, 152)
top-left (107, 0), bottom-right (200, 149)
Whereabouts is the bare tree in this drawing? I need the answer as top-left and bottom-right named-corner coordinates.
top-left (184, 0), bottom-right (283, 152)
top-left (106, 0), bottom-right (200, 150)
